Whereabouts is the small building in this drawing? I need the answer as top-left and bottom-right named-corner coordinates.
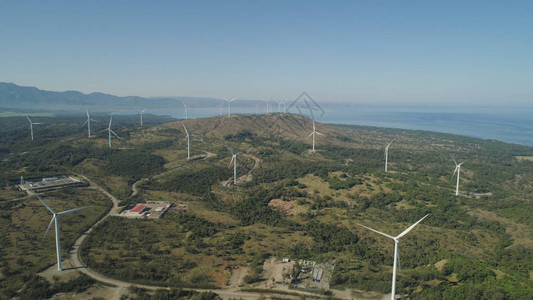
top-left (130, 204), bottom-right (149, 214)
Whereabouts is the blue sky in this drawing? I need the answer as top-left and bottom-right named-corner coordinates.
top-left (1, 1), bottom-right (532, 105)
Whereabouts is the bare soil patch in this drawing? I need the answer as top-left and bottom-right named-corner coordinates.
top-left (268, 199), bottom-right (306, 216)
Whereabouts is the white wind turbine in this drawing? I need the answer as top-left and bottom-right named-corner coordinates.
top-left (229, 150), bottom-right (239, 185)
top-left (26, 116), bottom-right (42, 141)
top-left (182, 122), bottom-right (190, 160)
top-left (307, 120), bottom-right (323, 153)
top-left (223, 98), bottom-right (236, 117)
top-left (82, 109), bottom-right (97, 138)
top-left (359, 214), bottom-right (429, 300)
top-left (34, 192), bottom-right (88, 271)
top-left (385, 140), bottom-right (394, 172)
top-left (140, 109), bottom-right (146, 126)
top-left (106, 116), bottom-right (119, 148)
top-left (182, 102), bottom-right (189, 120)
top-left (452, 157), bottom-right (465, 196)
top-left (282, 99), bottom-right (288, 113)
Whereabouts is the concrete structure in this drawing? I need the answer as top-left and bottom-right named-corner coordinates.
top-left (18, 175), bottom-right (82, 192)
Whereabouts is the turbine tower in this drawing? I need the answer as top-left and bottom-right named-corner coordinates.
top-left (82, 109), bottom-right (97, 138)
top-left (182, 122), bottom-right (190, 160)
top-left (182, 102), bottom-right (189, 120)
top-left (26, 116), bottom-right (42, 141)
top-left (140, 109), bottom-right (146, 126)
top-left (34, 192), bottom-right (88, 271)
top-left (307, 120), bottom-right (323, 153)
top-left (229, 150), bottom-right (239, 185)
top-left (359, 214), bottom-right (429, 300)
top-left (385, 140), bottom-right (394, 172)
top-left (452, 158), bottom-right (465, 196)
top-left (223, 98), bottom-right (236, 117)
top-left (106, 116), bottom-right (119, 148)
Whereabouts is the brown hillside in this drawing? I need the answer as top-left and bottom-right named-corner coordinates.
top-left (153, 113), bottom-right (347, 145)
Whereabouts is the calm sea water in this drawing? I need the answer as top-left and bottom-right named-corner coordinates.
top-left (144, 104), bottom-right (533, 147)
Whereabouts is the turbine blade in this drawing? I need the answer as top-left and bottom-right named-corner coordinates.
top-left (451, 156), bottom-right (457, 165)
top-left (82, 120), bottom-right (88, 126)
top-left (41, 216), bottom-right (55, 243)
top-left (182, 122), bottom-right (188, 135)
top-left (307, 132), bottom-right (314, 138)
top-left (229, 157), bottom-right (234, 167)
top-left (58, 206), bottom-right (89, 215)
top-left (34, 193), bottom-right (55, 214)
top-left (86, 108), bottom-right (90, 118)
top-left (316, 131), bottom-right (324, 136)
top-left (110, 130), bottom-right (119, 138)
top-left (396, 214), bottom-right (429, 239)
top-left (451, 166), bottom-right (458, 179)
top-left (26, 115), bottom-right (32, 123)
top-left (358, 224), bottom-right (395, 240)
top-left (387, 140), bottom-right (394, 148)
top-left (108, 117), bottom-right (112, 128)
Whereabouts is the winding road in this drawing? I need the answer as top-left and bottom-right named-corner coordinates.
top-left (67, 153), bottom-right (329, 299)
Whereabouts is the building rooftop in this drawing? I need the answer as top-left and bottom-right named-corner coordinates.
top-left (130, 204), bottom-right (147, 213)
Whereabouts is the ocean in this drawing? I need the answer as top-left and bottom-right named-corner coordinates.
top-left (143, 104), bottom-right (533, 147)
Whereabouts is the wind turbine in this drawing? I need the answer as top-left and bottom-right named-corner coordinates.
top-left (182, 102), bottom-right (189, 120)
top-left (385, 140), bottom-right (394, 172)
top-left (223, 98), bottom-right (236, 117)
top-left (140, 109), bottom-right (146, 126)
top-left (452, 157), bottom-right (465, 196)
top-left (282, 99), bottom-right (288, 113)
top-left (82, 109), bottom-right (97, 138)
top-left (359, 214), bottom-right (429, 300)
top-left (182, 122), bottom-right (190, 160)
top-left (307, 120), bottom-right (323, 153)
top-left (229, 150), bottom-right (239, 185)
top-left (26, 116), bottom-right (42, 141)
top-left (106, 116), bottom-right (119, 148)
top-left (34, 192), bottom-right (88, 271)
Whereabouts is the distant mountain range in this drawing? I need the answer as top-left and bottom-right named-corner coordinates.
top-left (0, 82), bottom-right (242, 113)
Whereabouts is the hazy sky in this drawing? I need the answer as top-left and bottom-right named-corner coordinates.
top-left (1, 1), bottom-right (532, 105)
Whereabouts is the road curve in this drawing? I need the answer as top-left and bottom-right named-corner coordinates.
top-left (70, 161), bottom-right (327, 299)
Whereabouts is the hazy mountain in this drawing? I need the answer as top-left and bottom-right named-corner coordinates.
top-left (0, 82), bottom-right (235, 113)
